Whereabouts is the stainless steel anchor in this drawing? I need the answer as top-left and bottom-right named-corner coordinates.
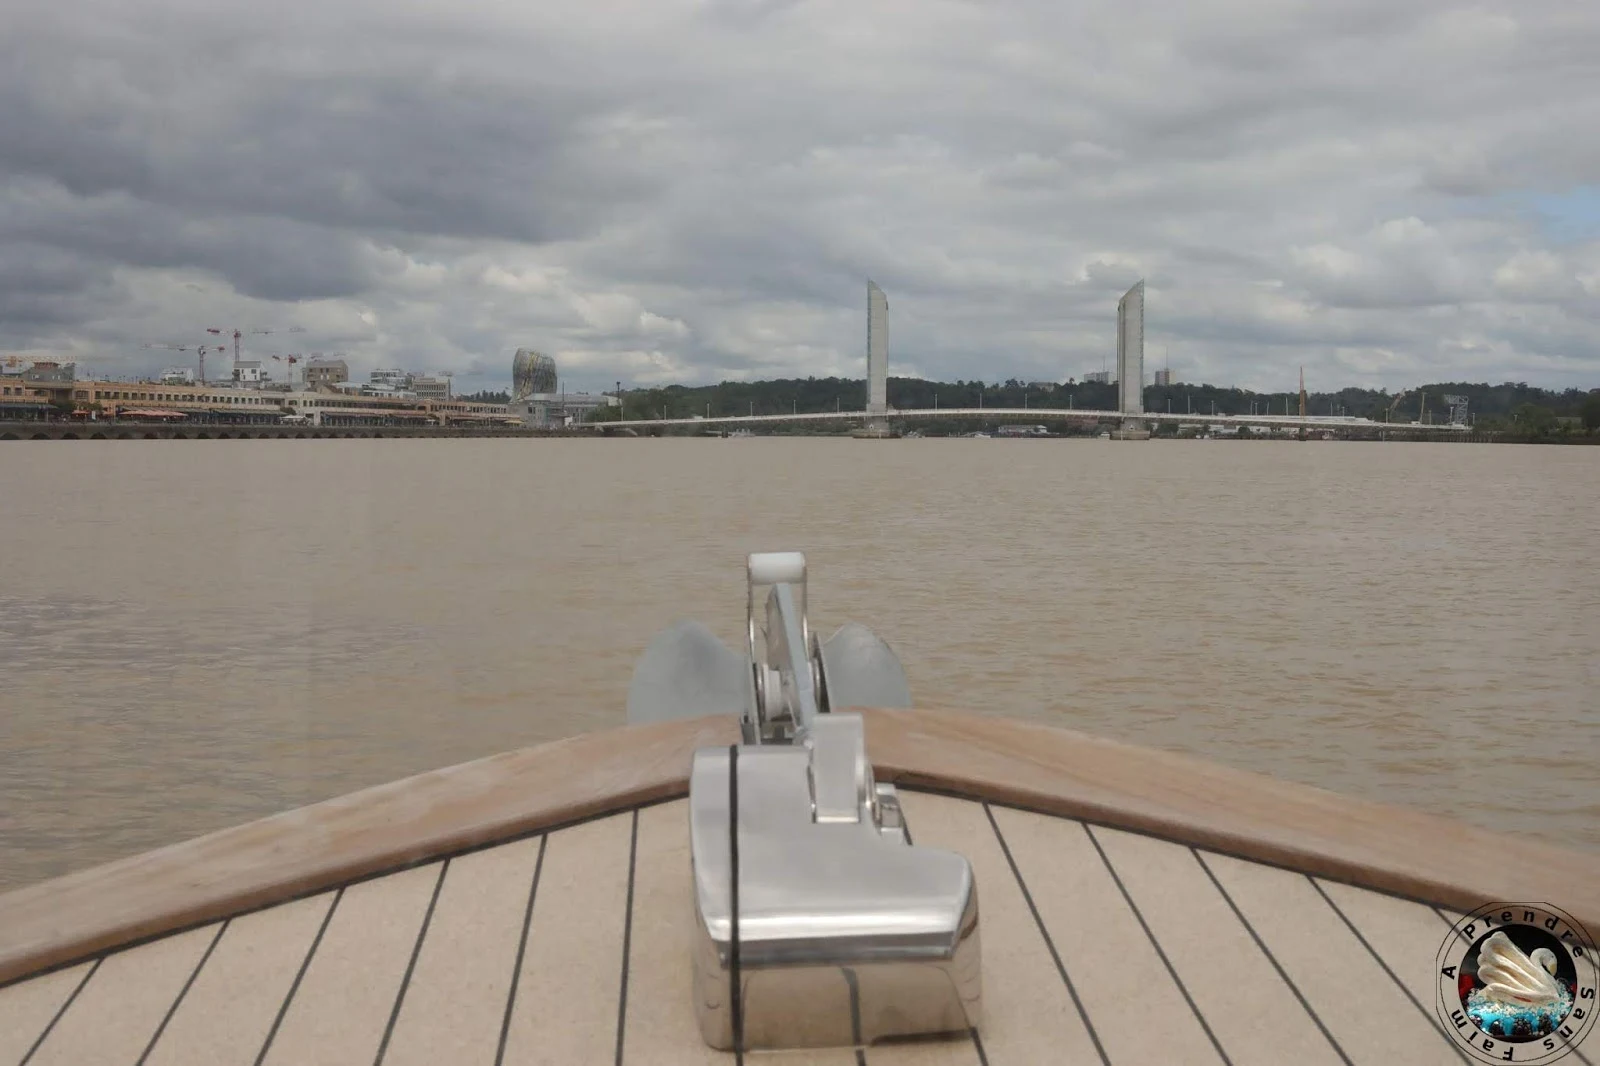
top-left (627, 552), bottom-right (982, 1052)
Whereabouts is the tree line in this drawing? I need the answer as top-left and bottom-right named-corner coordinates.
top-left (594, 376), bottom-right (1600, 433)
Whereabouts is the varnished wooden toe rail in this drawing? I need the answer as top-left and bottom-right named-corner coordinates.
top-left (864, 709), bottom-right (1600, 932)
top-left (1, 708), bottom-right (1595, 989)
top-left (0, 715), bottom-right (741, 988)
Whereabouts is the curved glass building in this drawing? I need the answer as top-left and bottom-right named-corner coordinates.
top-left (512, 349), bottom-right (557, 400)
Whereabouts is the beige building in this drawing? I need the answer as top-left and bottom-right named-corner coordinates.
top-left (303, 359), bottom-right (349, 391)
top-left (410, 376), bottom-right (452, 401)
top-left (1, 374), bottom-right (514, 427)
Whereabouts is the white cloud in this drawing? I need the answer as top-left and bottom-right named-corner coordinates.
top-left (1, 0), bottom-right (1598, 393)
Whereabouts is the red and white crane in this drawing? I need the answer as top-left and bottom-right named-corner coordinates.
top-left (260, 352), bottom-right (306, 387)
top-left (205, 326), bottom-right (306, 380)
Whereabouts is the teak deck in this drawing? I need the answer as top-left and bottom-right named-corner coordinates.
top-left (2, 710), bottom-right (1597, 1065)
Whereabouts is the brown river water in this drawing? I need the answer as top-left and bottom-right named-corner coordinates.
top-left (0, 438), bottom-right (1596, 892)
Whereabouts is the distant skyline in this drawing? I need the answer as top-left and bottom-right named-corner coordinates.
top-left (4, 0), bottom-right (1598, 397)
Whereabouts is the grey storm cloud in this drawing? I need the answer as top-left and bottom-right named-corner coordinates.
top-left (1, 0), bottom-right (1598, 393)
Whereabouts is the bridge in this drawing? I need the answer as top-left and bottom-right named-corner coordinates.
top-left (589, 279), bottom-right (1468, 437)
top-left (590, 407), bottom-right (1468, 435)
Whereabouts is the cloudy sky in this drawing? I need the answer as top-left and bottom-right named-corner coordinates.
top-left (4, 0), bottom-right (1598, 395)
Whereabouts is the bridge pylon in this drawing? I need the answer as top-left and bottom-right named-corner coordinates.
top-left (859, 281), bottom-right (899, 438)
top-left (1111, 280), bottom-right (1151, 439)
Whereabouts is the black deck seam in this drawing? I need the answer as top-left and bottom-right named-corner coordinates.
top-left (1308, 877), bottom-right (1472, 1064)
top-left (613, 807), bottom-right (640, 1066)
top-left (373, 859), bottom-right (450, 1065)
top-left (1433, 905), bottom-right (1473, 941)
top-left (494, 834), bottom-right (547, 1066)
top-left (17, 956), bottom-right (100, 1066)
top-left (983, 802), bottom-right (1111, 1066)
top-left (1192, 850), bottom-right (1354, 1066)
top-left (252, 886), bottom-right (342, 1066)
top-left (134, 919), bottom-right (230, 1066)
top-left (1083, 823), bottom-right (1233, 1065)
top-left (0, 794), bottom-right (681, 993)
top-left (970, 1025), bottom-right (990, 1066)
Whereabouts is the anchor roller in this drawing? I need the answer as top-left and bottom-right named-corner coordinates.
top-left (627, 552), bottom-right (982, 1052)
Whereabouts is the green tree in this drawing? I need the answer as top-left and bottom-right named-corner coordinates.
top-left (1582, 392), bottom-right (1600, 432)
top-left (1514, 403), bottom-right (1557, 435)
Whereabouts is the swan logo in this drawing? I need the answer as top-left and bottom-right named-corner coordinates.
top-left (1436, 903), bottom-right (1597, 1063)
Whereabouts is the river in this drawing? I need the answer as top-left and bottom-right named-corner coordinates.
top-left (0, 437), bottom-right (1595, 892)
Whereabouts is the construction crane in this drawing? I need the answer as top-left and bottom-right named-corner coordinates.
top-left (142, 343), bottom-right (222, 384)
top-left (205, 326), bottom-right (306, 379)
top-left (261, 352), bottom-right (305, 387)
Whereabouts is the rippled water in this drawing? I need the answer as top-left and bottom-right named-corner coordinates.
top-left (1, 438), bottom-right (1596, 892)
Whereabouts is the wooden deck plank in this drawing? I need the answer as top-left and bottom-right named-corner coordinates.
top-left (1088, 825), bottom-right (1346, 1066)
top-left (141, 893), bottom-right (334, 1066)
top-left (500, 814), bottom-right (632, 1066)
top-left (989, 805), bottom-right (1227, 1065)
top-left (867, 1036), bottom-right (983, 1066)
top-left (614, 802), bottom-right (720, 1066)
top-left (1202, 851), bottom-right (1461, 1065)
top-left (0, 961), bottom-right (94, 1064)
top-left (259, 862), bottom-right (442, 1066)
top-left (894, 791), bottom-right (1092, 1066)
top-left (26, 925), bottom-right (216, 1066)
top-left (1315, 879), bottom-right (1466, 1035)
top-left (378, 838), bottom-right (543, 1066)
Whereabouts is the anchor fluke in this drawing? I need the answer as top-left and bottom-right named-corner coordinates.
top-left (817, 622), bottom-right (912, 710)
top-left (625, 619), bottom-right (747, 726)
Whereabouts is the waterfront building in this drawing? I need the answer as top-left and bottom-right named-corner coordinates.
top-left (304, 359), bottom-right (349, 391)
top-left (0, 375), bottom-right (514, 427)
top-left (512, 350), bottom-right (558, 399)
top-left (508, 349), bottom-right (618, 427)
top-left (410, 376), bottom-right (451, 401)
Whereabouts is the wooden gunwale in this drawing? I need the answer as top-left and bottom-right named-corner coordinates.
top-left (1, 708), bottom-right (1595, 990)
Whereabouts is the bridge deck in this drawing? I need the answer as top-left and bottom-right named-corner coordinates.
top-left (597, 407), bottom-right (1467, 433)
